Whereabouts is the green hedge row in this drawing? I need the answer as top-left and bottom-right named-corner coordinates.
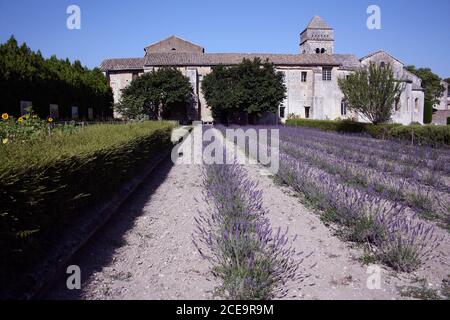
top-left (285, 118), bottom-right (450, 147)
top-left (0, 121), bottom-right (175, 296)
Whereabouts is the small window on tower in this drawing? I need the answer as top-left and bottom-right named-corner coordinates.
top-left (316, 48), bottom-right (320, 54)
top-left (171, 48), bottom-right (176, 51)
top-left (380, 62), bottom-right (386, 68)
top-left (321, 48), bottom-right (325, 54)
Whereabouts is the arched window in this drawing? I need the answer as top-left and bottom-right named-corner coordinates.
top-left (415, 98), bottom-right (419, 112)
top-left (321, 48), bottom-right (325, 54)
top-left (380, 62), bottom-right (386, 68)
top-left (341, 100), bottom-right (348, 116)
top-left (171, 48), bottom-right (176, 51)
top-left (316, 48), bottom-right (320, 54)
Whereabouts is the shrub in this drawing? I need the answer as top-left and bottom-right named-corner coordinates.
top-left (285, 118), bottom-right (367, 133)
top-left (286, 118), bottom-right (450, 147)
top-left (194, 163), bottom-right (303, 299)
top-left (0, 121), bottom-right (175, 297)
top-left (388, 125), bottom-right (450, 147)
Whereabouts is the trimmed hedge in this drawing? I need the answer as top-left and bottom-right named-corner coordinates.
top-left (0, 121), bottom-right (175, 296)
top-left (286, 118), bottom-right (450, 147)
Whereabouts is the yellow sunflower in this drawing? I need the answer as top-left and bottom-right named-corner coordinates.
top-left (48, 117), bottom-right (54, 123)
top-left (2, 138), bottom-right (8, 144)
top-left (1, 113), bottom-right (8, 120)
top-left (18, 117), bottom-right (24, 123)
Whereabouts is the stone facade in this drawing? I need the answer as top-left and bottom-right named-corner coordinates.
top-left (434, 81), bottom-right (449, 111)
top-left (101, 16), bottom-right (425, 125)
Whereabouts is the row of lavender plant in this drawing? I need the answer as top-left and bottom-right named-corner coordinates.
top-left (284, 126), bottom-right (450, 174)
top-left (280, 127), bottom-right (450, 227)
top-left (281, 139), bottom-right (449, 225)
top-left (282, 129), bottom-right (449, 191)
top-left (277, 152), bottom-right (443, 272)
top-left (193, 162), bottom-right (305, 299)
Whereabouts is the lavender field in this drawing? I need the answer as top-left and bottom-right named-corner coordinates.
top-left (276, 126), bottom-right (449, 273)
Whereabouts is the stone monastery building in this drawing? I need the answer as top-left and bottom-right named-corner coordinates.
top-left (100, 16), bottom-right (425, 124)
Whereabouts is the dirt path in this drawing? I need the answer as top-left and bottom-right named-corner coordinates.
top-left (45, 147), bottom-right (216, 299)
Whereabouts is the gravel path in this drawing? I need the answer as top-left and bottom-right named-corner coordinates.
top-left (45, 127), bottom-right (448, 300)
top-left (46, 149), bottom-right (216, 299)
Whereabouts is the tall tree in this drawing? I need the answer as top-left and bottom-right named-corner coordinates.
top-left (406, 66), bottom-right (445, 124)
top-left (117, 68), bottom-right (193, 120)
top-left (202, 58), bottom-right (286, 124)
top-left (338, 62), bottom-right (404, 124)
top-left (406, 66), bottom-right (444, 106)
top-left (0, 36), bottom-right (113, 119)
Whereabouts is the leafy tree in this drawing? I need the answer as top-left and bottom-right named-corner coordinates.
top-left (338, 62), bottom-right (404, 124)
top-left (202, 58), bottom-right (286, 124)
top-left (406, 66), bottom-right (445, 124)
top-left (117, 68), bottom-right (193, 120)
top-left (406, 66), bottom-right (445, 106)
top-left (0, 36), bottom-right (113, 119)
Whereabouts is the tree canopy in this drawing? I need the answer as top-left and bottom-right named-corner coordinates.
top-left (338, 62), bottom-right (404, 124)
top-left (406, 66), bottom-right (445, 106)
top-left (117, 68), bottom-right (193, 120)
top-left (201, 58), bottom-right (286, 124)
top-left (0, 36), bottom-right (113, 119)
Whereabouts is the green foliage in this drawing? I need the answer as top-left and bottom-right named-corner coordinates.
top-left (387, 124), bottom-right (450, 147)
top-left (286, 118), bottom-right (450, 147)
top-left (0, 121), bottom-right (175, 297)
top-left (285, 118), bottom-right (368, 133)
top-left (406, 66), bottom-right (445, 107)
top-left (202, 58), bottom-right (286, 124)
top-left (0, 109), bottom-right (76, 144)
top-left (399, 278), bottom-right (442, 300)
top-left (338, 62), bottom-right (404, 124)
top-left (423, 100), bottom-right (433, 124)
top-left (0, 36), bottom-right (113, 119)
top-left (117, 68), bottom-right (193, 120)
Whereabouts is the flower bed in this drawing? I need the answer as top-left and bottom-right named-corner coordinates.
top-left (276, 126), bottom-right (447, 272)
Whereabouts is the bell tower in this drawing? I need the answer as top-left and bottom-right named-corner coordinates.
top-left (300, 16), bottom-right (334, 54)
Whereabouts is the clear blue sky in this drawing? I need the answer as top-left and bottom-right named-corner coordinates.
top-left (0, 0), bottom-right (448, 78)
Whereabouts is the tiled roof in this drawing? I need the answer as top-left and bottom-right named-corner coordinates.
top-left (360, 50), bottom-right (405, 65)
top-left (100, 53), bottom-right (361, 71)
top-left (333, 54), bottom-right (361, 70)
top-left (100, 58), bottom-right (145, 71)
top-left (143, 52), bottom-right (339, 67)
top-left (305, 16), bottom-right (332, 30)
top-left (412, 83), bottom-right (424, 91)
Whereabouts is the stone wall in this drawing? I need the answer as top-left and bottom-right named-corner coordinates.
top-left (434, 81), bottom-right (449, 110)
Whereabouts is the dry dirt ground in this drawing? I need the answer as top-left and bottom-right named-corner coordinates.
top-left (45, 127), bottom-right (449, 300)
